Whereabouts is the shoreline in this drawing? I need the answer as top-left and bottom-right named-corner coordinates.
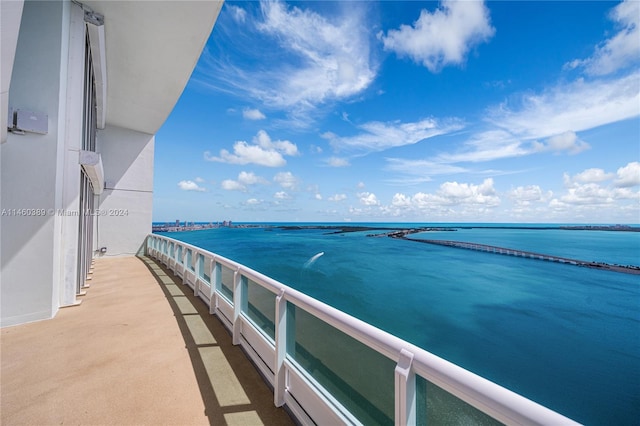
top-left (151, 224), bottom-right (639, 274)
top-left (153, 223), bottom-right (640, 234)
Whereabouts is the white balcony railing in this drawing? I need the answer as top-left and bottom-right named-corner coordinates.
top-left (146, 233), bottom-right (579, 426)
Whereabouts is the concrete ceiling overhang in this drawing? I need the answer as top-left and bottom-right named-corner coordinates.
top-left (84, 1), bottom-right (223, 135)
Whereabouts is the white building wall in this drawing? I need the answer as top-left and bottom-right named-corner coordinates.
top-left (96, 125), bottom-right (154, 257)
top-left (1, 0), bottom-right (25, 144)
top-left (1, 0), bottom-right (73, 326)
top-left (1, 0), bottom-right (219, 327)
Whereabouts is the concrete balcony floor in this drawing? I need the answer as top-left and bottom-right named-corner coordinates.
top-left (1, 256), bottom-right (294, 426)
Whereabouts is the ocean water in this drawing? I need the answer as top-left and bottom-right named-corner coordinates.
top-left (157, 223), bottom-right (640, 425)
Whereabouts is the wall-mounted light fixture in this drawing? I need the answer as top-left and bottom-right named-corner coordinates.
top-left (79, 150), bottom-right (104, 195)
top-left (8, 108), bottom-right (48, 135)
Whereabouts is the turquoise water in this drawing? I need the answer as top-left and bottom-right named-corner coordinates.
top-left (157, 223), bottom-right (640, 425)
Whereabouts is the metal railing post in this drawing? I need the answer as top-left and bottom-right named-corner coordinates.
top-left (204, 255), bottom-right (213, 310)
top-left (274, 288), bottom-right (287, 407)
top-left (194, 253), bottom-right (201, 297)
top-left (181, 246), bottom-right (187, 284)
top-left (232, 268), bottom-right (242, 345)
top-left (210, 259), bottom-right (221, 315)
top-left (395, 348), bottom-right (416, 426)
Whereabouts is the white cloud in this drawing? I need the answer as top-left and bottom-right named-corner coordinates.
top-left (426, 74), bottom-right (638, 168)
top-left (566, 0), bottom-right (640, 76)
top-left (572, 168), bottom-right (615, 184)
top-left (508, 185), bottom-right (552, 207)
top-left (221, 179), bottom-right (246, 191)
top-left (194, 177), bottom-right (205, 183)
top-left (178, 180), bottom-right (206, 192)
top-left (532, 131), bottom-right (590, 155)
top-left (432, 130), bottom-right (590, 167)
top-left (358, 192), bottom-right (380, 206)
top-left (205, 130), bottom-right (298, 167)
top-left (386, 158), bottom-right (468, 178)
top-left (549, 184), bottom-right (640, 218)
top-left (329, 194), bottom-right (347, 202)
top-left (379, 0), bottom-right (495, 72)
top-left (243, 108), bottom-right (266, 120)
top-left (615, 161), bottom-right (640, 187)
top-left (274, 171), bottom-right (298, 190)
top-left (227, 5), bottom-right (247, 23)
top-left (339, 171), bottom-right (636, 221)
top-left (315, 193), bottom-right (322, 200)
top-left (238, 171), bottom-right (268, 185)
top-left (387, 178), bottom-right (500, 216)
top-left (550, 162), bottom-right (640, 212)
top-left (246, 198), bottom-right (261, 205)
top-left (613, 187), bottom-right (640, 201)
top-left (385, 8), bottom-right (639, 175)
top-left (220, 171), bottom-right (269, 192)
top-left (253, 130), bottom-right (299, 156)
top-left (435, 130), bottom-right (529, 164)
top-left (201, 1), bottom-right (376, 126)
top-left (326, 157), bottom-right (350, 167)
top-left (205, 143), bottom-right (285, 167)
top-left (257, 2), bottom-right (376, 107)
top-left (324, 117), bottom-right (463, 153)
top-left (452, 3), bottom-right (640, 168)
top-left (488, 73), bottom-right (640, 141)
top-left (274, 191), bottom-right (291, 200)
top-left (439, 178), bottom-right (499, 205)
top-left (564, 162), bottom-right (640, 189)
top-left (390, 193), bottom-right (412, 208)
top-left (560, 183), bottom-right (616, 206)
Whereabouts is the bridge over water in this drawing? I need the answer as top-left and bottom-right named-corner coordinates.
top-left (382, 230), bottom-right (640, 275)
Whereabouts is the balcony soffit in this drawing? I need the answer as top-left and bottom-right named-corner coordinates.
top-left (83, 1), bottom-right (223, 135)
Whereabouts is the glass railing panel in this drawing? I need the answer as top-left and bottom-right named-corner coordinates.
top-left (220, 264), bottom-right (234, 302)
top-left (186, 249), bottom-right (194, 271)
top-left (169, 242), bottom-right (174, 258)
top-left (416, 376), bottom-right (503, 425)
top-left (242, 278), bottom-right (276, 341)
top-left (176, 245), bottom-right (183, 264)
top-left (286, 303), bottom-right (395, 425)
top-left (197, 254), bottom-right (206, 279)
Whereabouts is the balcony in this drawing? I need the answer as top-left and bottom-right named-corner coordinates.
top-left (2, 233), bottom-right (579, 425)
top-left (143, 234), bottom-right (579, 425)
top-left (1, 255), bottom-right (293, 425)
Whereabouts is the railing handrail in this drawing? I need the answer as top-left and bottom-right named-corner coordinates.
top-left (147, 233), bottom-right (580, 426)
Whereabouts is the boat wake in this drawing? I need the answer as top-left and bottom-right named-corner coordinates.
top-left (303, 252), bottom-right (324, 268)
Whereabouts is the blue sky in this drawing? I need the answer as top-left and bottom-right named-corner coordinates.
top-left (154, 0), bottom-right (639, 223)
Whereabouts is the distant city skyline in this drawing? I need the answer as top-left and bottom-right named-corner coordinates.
top-left (154, 0), bottom-right (639, 223)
